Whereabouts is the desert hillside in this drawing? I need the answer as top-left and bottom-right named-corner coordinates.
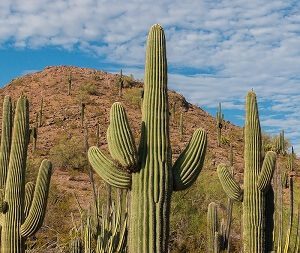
top-left (0, 66), bottom-right (296, 252)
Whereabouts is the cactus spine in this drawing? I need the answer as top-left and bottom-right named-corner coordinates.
top-left (0, 95), bottom-right (52, 253)
top-left (88, 24), bottom-right (207, 253)
top-left (216, 102), bottom-right (224, 147)
top-left (217, 91), bottom-right (276, 252)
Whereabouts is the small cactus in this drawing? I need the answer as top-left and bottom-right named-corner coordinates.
top-left (216, 102), bottom-right (224, 147)
top-left (80, 101), bottom-right (85, 127)
top-left (96, 120), bottom-right (100, 147)
top-left (68, 72), bottom-right (72, 96)
top-left (69, 238), bottom-right (82, 253)
top-left (38, 97), bottom-right (44, 127)
top-left (179, 111), bottom-right (184, 141)
top-left (207, 202), bottom-right (219, 252)
top-left (118, 69), bottom-right (124, 98)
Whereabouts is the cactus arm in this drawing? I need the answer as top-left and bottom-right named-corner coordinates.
top-left (217, 164), bottom-right (243, 202)
top-left (257, 151), bottom-right (276, 191)
top-left (24, 182), bottom-right (35, 218)
top-left (107, 102), bottom-right (137, 170)
top-left (21, 159), bottom-right (52, 238)
top-left (88, 146), bottom-right (131, 189)
top-left (173, 129), bottom-right (207, 191)
top-left (0, 96), bottom-right (13, 189)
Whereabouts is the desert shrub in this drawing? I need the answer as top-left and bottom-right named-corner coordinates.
top-left (50, 135), bottom-right (89, 171)
top-left (79, 82), bottom-right (99, 96)
top-left (220, 135), bottom-right (230, 146)
top-left (124, 88), bottom-right (143, 108)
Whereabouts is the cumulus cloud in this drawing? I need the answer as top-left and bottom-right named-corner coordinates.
top-left (1, 0), bottom-right (300, 151)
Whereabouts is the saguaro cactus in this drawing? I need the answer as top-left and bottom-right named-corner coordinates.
top-left (80, 101), bottom-right (85, 127)
top-left (68, 72), bottom-right (72, 96)
top-left (179, 111), bottom-right (183, 141)
top-left (207, 202), bottom-right (219, 253)
top-left (0, 95), bottom-right (52, 252)
top-left (216, 102), bottom-right (224, 147)
top-left (88, 24), bottom-right (207, 253)
top-left (217, 91), bottom-right (276, 252)
top-left (38, 97), bottom-right (43, 127)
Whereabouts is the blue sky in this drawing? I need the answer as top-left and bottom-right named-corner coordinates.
top-left (0, 0), bottom-right (299, 152)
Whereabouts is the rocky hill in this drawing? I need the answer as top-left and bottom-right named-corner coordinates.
top-left (0, 66), bottom-right (296, 252)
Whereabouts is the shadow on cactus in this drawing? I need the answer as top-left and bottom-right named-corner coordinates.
top-left (87, 24), bottom-right (207, 252)
top-left (0, 95), bottom-right (52, 252)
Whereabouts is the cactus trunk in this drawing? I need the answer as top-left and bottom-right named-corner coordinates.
top-left (243, 92), bottom-right (273, 252)
top-left (129, 24), bottom-right (172, 253)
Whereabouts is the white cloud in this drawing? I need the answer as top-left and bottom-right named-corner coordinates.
top-left (1, 0), bottom-right (300, 152)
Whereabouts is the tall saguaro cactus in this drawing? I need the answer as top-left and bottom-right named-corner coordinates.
top-left (0, 95), bottom-right (52, 253)
top-left (217, 91), bottom-right (276, 253)
top-left (88, 24), bottom-right (207, 253)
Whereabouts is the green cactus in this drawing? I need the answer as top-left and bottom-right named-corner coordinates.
top-left (32, 114), bottom-right (38, 153)
top-left (274, 164), bottom-right (283, 253)
top-left (70, 238), bottom-right (82, 253)
top-left (84, 215), bottom-right (93, 253)
top-left (216, 102), bottom-right (224, 147)
top-left (171, 101), bottom-right (176, 122)
top-left (0, 95), bottom-right (52, 252)
top-left (217, 91), bottom-right (276, 252)
top-left (96, 120), bottom-right (101, 147)
top-left (294, 204), bottom-right (300, 253)
top-left (38, 97), bottom-right (43, 127)
top-left (207, 202), bottom-right (220, 253)
top-left (118, 69), bottom-right (124, 98)
top-left (72, 186), bottom-right (128, 253)
top-left (0, 96), bottom-right (13, 189)
top-left (179, 111), bottom-right (183, 141)
top-left (88, 24), bottom-right (207, 252)
top-left (275, 130), bottom-right (285, 155)
top-left (68, 72), bottom-right (72, 96)
top-left (95, 188), bottom-right (128, 253)
top-left (80, 101), bottom-right (85, 127)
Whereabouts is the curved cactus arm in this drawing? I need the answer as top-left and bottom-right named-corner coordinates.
top-left (21, 159), bottom-right (52, 238)
top-left (24, 182), bottom-right (35, 218)
top-left (88, 146), bottom-right (131, 189)
top-left (173, 128), bottom-right (207, 191)
top-left (107, 102), bottom-right (137, 170)
top-left (0, 96), bottom-right (13, 189)
top-left (257, 151), bottom-right (277, 192)
top-left (217, 164), bottom-right (243, 202)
